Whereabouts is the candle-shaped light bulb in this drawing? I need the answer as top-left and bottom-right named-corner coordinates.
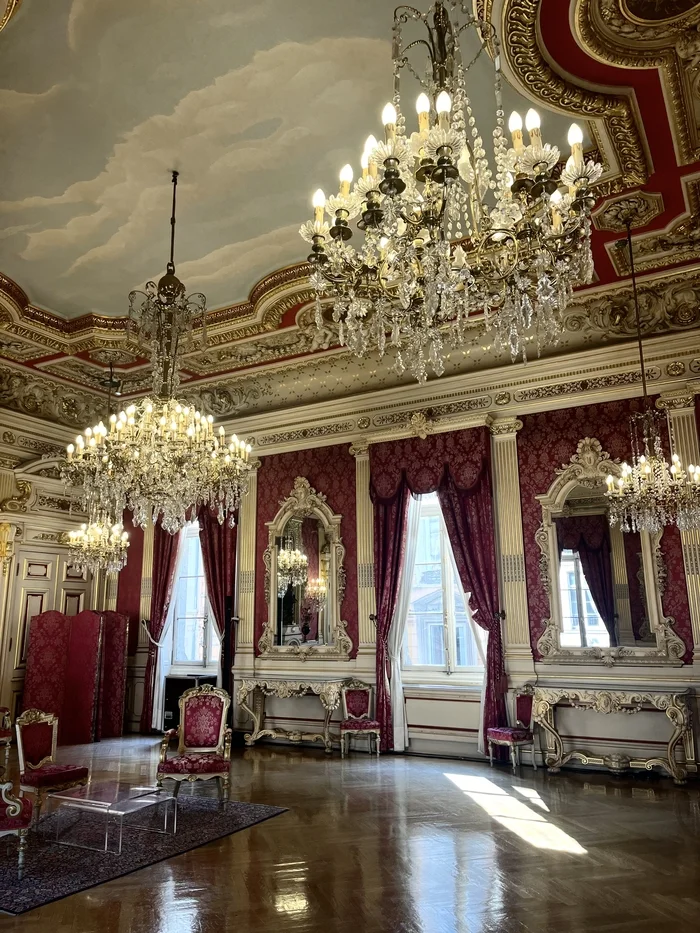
top-left (364, 134), bottom-right (378, 178)
top-left (312, 188), bottom-right (326, 225)
top-left (360, 151), bottom-right (369, 179)
top-left (435, 90), bottom-right (451, 130)
top-left (508, 111), bottom-right (523, 154)
top-left (567, 122), bottom-right (584, 170)
top-left (416, 92), bottom-right (430, 133)
top-left (525, 108), bottom-right (542, 148)
top-left (549, 188), bottom-right (563, 233)
top-left (339, 163), bottom-right (353, 197)
top-left (382, 102), bottom-right (397, 142)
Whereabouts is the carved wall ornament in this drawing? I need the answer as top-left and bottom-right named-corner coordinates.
top-left (356, 417), bottom-right (371, 430)
top-left (494, 392), bottom-right (511, 406)
top-left (592, 191), bottom-right (664, 232)
top-left (0, 479), bottom-right (31, 513)
top-left (260, 477), bottom-right (352, 661)
top-left (656, 389), bottom-right (694, 410)
top-left (534, 438), bottom-right (685, 665)
top-left (2, 432), bottom-right (16, 444)
top-left (489, 418), bottom-right (523, 436)
top-left (665, 361), bottom-right (687, 377)
top-left (409, 411), bottom-right (434, 440)
top-left (257, 422), bottom-right (355, 447)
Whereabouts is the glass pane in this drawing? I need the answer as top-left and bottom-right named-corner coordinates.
top-left (174, 616), bottom-right (205, 664)
top-left (559, 552), bottom-right (582, 648)
top-left (404, 613), bottom-right (446, 667)
top-left (171, 522), bottom-right (214, 666)
top-left (208, 620), bottom-right (221, 665)
top-left (580, 568), bottom-right (610, 649)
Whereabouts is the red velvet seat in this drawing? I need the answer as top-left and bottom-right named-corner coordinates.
top-left (20, 763), bottom-right (89, 787)
top-left (486, 690), bottom-right (537, 773)
top-left (0, 782), bottom-right (32, 879)
top-left (157, 685), bottom-right (232, 799)
top-left (16, 709), bottom-right (89, 823)
top-left (340, 682), bottom-right (381, 757)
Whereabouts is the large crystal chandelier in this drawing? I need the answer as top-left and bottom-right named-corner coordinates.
top-left (304, 577), bottom-right (327, 613)
top-left (63, 173), bottom-right (254, 534)
top-left (277, 539), bottom-right (309, 597)
top-left (606, 221), bottom-right (700, 535)
top-left (300, 1), bottom-right (601, 383)
top-left (68, 517), bottom-right (130, 575)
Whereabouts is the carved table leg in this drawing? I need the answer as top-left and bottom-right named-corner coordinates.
top-left (241, 688), bottom-right (266, 746)
top-left (663, 697), bottom-right (688, 785)
top-left (535, 701), bottom-right (564, 772)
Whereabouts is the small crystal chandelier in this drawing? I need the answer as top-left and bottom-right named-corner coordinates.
top-left (63, 172), bottom-right (254, 534)
top-left (277, 538), bottom-right (308, 597)
top-left (606, 221), bottom-right (700, 534)
top-left (304, 577), bottom-right (327, 612)
top-left (301, 1), bottom-right (601, 383)
top-left (68, 517), bottom-right (130, 575)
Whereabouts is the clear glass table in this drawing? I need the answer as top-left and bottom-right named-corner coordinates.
top-left (47, 781), bottom-right (177, 854)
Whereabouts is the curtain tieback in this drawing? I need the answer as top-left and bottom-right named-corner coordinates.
top-left (140, 619), bottom-right (168, 648)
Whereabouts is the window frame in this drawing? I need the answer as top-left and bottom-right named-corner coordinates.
top-left (169, 521), bottom-right (220, 673)
top-left (401, 494), bottom-right (485, 686)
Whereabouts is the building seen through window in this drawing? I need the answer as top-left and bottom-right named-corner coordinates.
top-left (558, 548), bottom-right (610, 649)
top-left (171, 522), bottom-right (220, 669)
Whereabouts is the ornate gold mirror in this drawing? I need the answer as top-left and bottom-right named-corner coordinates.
top-left (260, 477), bottom-right (352, 660)
top-left (536, 438), bottom-right (684, 666)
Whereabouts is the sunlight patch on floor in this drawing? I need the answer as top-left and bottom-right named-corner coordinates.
top-left (444, 773), bottom-right (586, 854)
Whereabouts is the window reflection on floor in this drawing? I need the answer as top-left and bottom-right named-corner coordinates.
top-left (511, 785), bottom-right (550, 812)
top-left (444, 774), bottom-right (586, 854)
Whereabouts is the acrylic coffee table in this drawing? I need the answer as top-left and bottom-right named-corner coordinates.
top-left (47, 780), bottom-right (177, 854)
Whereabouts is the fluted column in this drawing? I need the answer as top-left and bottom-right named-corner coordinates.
top-left (658, 390), bottom-right (700, 654)
top-left (138, 520), bottom-right (155, 642)
top-left (104, 572), bottom-right (118, 611)
top-left (350, 441), bottom-right (376, 648)
top-left (237, 462), bottom-right (260, 648)
top-left (489, 419), bottom-right (534, 675)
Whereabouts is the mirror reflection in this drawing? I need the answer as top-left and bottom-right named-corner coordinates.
top-left (555, 484), bottom-right (652, 649)
top-left (275, 516), bottom-right (330, 647)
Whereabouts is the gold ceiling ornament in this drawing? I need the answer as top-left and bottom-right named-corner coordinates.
top-left (62, 172), bottom-right (254, 535)
top-left (302, 1), bottom-right (602, 383)
top-left (605, 221), bottom-right (700, 534)
top-left (502, 0), bottom-right (648, 187)
top-left (592, 191), bottom-right (665, 233)
top-left (0, 1), bottom-right (21, 35)
top-left (67, 516), bottom-right (130, 576)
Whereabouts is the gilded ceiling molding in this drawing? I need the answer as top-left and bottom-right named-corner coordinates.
top-left (501, 0), bottom-right (649, 187)
top-left (575, 0), bottom-right (700, 163)
top-left (0, 0), bottom-right (21, 34)
top-left (592, 190), bottom-right (664, 232)
top-left (605, 176), bottom-right (700, 275)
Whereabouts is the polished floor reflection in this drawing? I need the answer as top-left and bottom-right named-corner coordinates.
top-left (2, 737), bottom-right (700, 932)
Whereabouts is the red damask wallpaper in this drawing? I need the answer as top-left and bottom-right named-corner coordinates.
top-left (254, 444), bottom-right (358, 655)
top-left (518, 398), bottom-right (693, 661)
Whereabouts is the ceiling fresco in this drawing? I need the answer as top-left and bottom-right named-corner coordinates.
top-left (0, 0), bottom-right (699, 428)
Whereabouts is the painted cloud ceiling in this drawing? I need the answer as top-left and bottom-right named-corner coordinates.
top-left (0, 0), bottom-right (588, 320)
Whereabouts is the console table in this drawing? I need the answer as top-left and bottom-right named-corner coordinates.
top-left (237, 680), bottom-right (344, 753)
top-left (532, 685), bottom-right (696, 784)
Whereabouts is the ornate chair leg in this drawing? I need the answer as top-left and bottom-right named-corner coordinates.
top-left (511, 745), bottom-right (518, 774)
top-left (531, 742), bottom-right (537, 772)
top-left (33, 792), bottom-right (43, 826)
top-left (173, 781), bottom-right (181, 798)
top-left (3, 742), bottom-right (9, 775)
top-left (488, 741), bottom-right (494, 767)
top-left (222, 774), bottom-right (230, 801)
top-left (375, 731), bottom-right (380, 758)
top-left (340, 731), bottom-right (345, 758)
top-left (18, 829), bottom-right (27, 880)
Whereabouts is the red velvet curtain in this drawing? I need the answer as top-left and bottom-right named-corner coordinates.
top-left (140, 524), bottom-right (181, 733)
top-left (437, 465), bottom-right (507, 750)
top-left (197, 507), bottom-right (237, 696)
top-left (556, 515), bottom-right (617, 646)
top-left (301, 517), bottom-right (320, 640)
top-left (370, 479), bottom-right (411, 751)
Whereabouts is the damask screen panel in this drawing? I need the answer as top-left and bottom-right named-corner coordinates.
top-left (61, 610), bottom-right (103, 745)
top-left (21, 610), bottom-right (72, 717)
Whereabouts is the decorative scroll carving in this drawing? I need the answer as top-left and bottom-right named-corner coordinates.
top-left (592, 191), bottom-right (664, 232)
top-left (0, 480), bottom-right (31, 513)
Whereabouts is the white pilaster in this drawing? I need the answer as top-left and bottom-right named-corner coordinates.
top-left (350, 441), bottom-right (376, 649)
top-left (237, 463), bottom-right (259, 649)
top-left (489, 419), bottom-right (535, 679)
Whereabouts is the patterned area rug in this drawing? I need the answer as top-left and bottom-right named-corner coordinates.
top-left (0, 796), bottom-right (285, 915)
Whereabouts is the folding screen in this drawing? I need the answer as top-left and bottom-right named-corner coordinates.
top-left (61, 610), bottom-right (103, 745)
top-left (98, 611), bottom-right (129, 739)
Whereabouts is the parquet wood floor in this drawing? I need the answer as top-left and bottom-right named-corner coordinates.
top-left (1, 737), bottom-right (699, 932)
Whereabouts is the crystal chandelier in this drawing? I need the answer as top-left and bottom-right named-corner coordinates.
top-left (68, 517), bottom-right (130, 575)
top-left (63, 173), bottom-right (254, 534)
top-left (277, 539), bottom-right (308, 597)
top-left (606, 221), bottom-right (700, 534)
top-left (304, 577), bottom-right (327, 613)
top-left (301, 1), bottom-right (601, 383)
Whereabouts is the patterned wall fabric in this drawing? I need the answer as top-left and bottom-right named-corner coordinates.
top-left (517, 398), bottom-right (693, 660)
top-left (255, 444), bottom-right (358, 654)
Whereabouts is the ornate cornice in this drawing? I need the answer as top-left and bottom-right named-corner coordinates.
top-left (501, 0), bottom-right (649, 187)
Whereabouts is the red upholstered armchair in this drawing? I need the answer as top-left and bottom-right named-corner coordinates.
top-left (0, 781), bottom-right (32, 879)
top-left (340, 680), bottom-right (381, 758)
top-left (16, 709), bottom-right (89, 823)
top-left (486, 688), bottom-right (537, 773)
top-left (0, 707), bottom-right (12, 775)
top-left (157, 684), bottom-right (232, 799)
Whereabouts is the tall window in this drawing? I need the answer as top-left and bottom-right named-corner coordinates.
top-left (171, 522), bottom-right (220, 669)
top-left (403, 493), bottom-right (484, 675)
top-left (558, 548), bottom-right (610, 648)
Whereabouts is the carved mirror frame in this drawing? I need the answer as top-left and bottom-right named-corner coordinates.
top-left (259, 476), bottom-right (352, 661)
top-left (535, 438), bottom-right (685, 667)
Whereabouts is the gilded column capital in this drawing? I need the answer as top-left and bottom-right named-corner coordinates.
top-left (489, 418), bottom-right (523, 437)
top-left (349, 439), bottom-right (370, 459)
top-left (656, 389), bottom-right (695, 412)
